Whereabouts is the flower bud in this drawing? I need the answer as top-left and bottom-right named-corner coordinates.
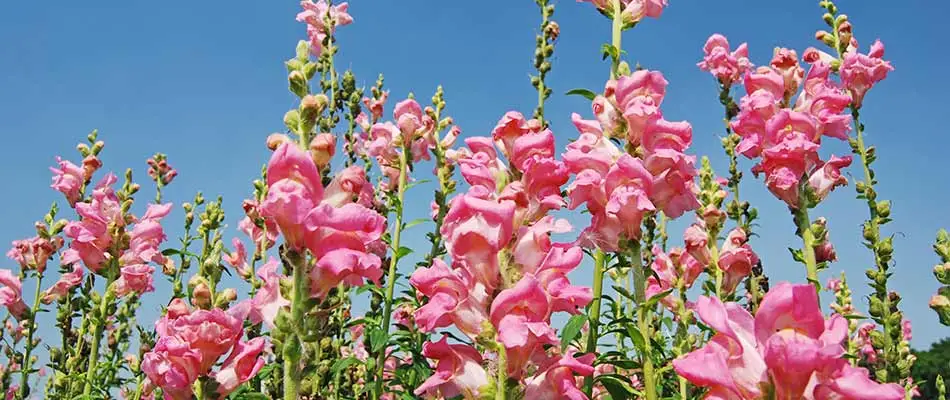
top-left (934, 263), bottom-right (950, 285)
top-left (875, 200), bottom-right (891, 218)
top-left (267, 133), bottom-right (293, 150)
top-left (289, 70), bottom-right (308, 98)
top-left (162, 258), bottom-right (177, 276)
top-left (192, 282), bottom-right (212, 309)
top-left (930, 294), bottom-right (950, 326)
top-left (91, 141), bottom-right (105, 155)
top-left (617, 61), bottom-right (632, 77)
top-left (214, 288), bottom-right (238, 308)
top-left (309, 133), bottom-right (336, 168)
top-left (301, 94), bottom-right (328, 119)
top-left (815, 240), bottom-right (837, 263)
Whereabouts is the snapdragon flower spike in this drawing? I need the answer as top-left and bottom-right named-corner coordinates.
top-left (577, 0), bottom-right (668, 25)
top-left (645, 246), bottom-right (703, 311)
top-left (409, 258), bottom-right (489, 338)
top-left (61, 173), bottom-right (122, 273)
top-left (296, 0), bottom-right (352, 57)
top-left (673, 282), bottom-right (905, 399)
top-left (7, 235), bottom-right (63, 273)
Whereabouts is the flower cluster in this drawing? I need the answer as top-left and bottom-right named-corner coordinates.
top-left (578, 0), bottom-right (668, 24)
top-left (296, 0), bottom-right (352, 57)
top-left (142, 299), bottom-right (267, 399)
top-left (566, 71), bottom-right (700, 250)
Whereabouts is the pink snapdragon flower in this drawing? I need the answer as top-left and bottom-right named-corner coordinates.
top-left (141, 336), bottom-right (203, 400)
top-left (524, 350), bottom-right (595, 400)
top-left (155, 307), bottom-right (245, 372)
top-left (409, 259), bottom-right (489, 338)
top-left (489, 275), bottom-right (558, 377)
top-left (214, 338), bottom-right (268, 397)
top-left (440, 192), bottom-right (516, 289)
top-left (41, 264), bottom-right (84, 304)
top-left (673, 282), bottom-right (904, 399)
top-left (261, 143), bottom-right (324, 249)
top-left (247, 258), bottom-right (289, 329)
top-left (113, 264), bottom-right (155, 297)
top-left (50, 157), bottom-right (86, 206)
top-left (119, 203), bottom-right (173, 266)
top-left (296, 1), bottom-right (352, 57)
top-left (808, 155), bottom-right (853, 201)
top-left (698, 34), bottom-right (752, 84)
top-left (8, 235), bottom-right (63, 273)
top-left (223, 238), bottom-right (252, 279)
top-left (0, 270), bottom-right (27, 320)
top-left (577, 0), bottom-right (668, 24)
top-left (62, 175), bottom-right (123, 272)
top-left (841, 40), bottom-right (893, 108)
top-left (717, 228), bottom-right (760, 294)
top-left (414, 336), bottom-right (490, 399)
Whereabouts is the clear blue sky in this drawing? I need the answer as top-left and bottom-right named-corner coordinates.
top-left (1, 0), bottom-right (947, 358)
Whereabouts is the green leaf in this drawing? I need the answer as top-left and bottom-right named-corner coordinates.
top-left (331, 357), bottom-right (360, 375)
top-left (625, 324), bottom-right (646, 353)
top-left (640, 289), bottom-right (673, 311)
top-left (560, 314), bottom-right (588, 351)
top-left (394, 246), bottom-right (413, 260)
top-left (406, 179), bottom-right (433, 191)
top-left (369, 329), bottom-right (388, 353)
top-left (612, 285), bottom-right (636, 302)
top-left (232, 393), bottom-right (270, 400)
top-left (601, 43), bottom-right (620, 61)
top-left (596, 374), bottom-right (636, 399)
top-left (565, 88), bottom-right (597, 101)
top-left (404, 218), bottom-right (430, 230)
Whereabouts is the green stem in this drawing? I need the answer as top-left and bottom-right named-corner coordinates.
top-left (83, 274), bottom-right (116, 396)
top-left (630, 241), bottom-right (657, 400)
top-left (283, 251), bottom-right (308, 400)
top-left (583, 249), bottom-right (606, 396)
top-left (609, 0), bottom-right (623, 79)
top-left (495, 345), bottom-right (508, 400)
top-left (794, 199), bottom-right (820, 290)
top-left (18, 271), bottom-right (45, 400)
top-left (372, 147), bottom-right (410, 397)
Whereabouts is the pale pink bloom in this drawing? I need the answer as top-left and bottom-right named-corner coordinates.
top-left (365, 122), bottom-right (401, 162)
top-left (674, 283), bottom-right (857, 399)
top-left (514, 218), bottom-right (592, 313)
top-left (0, 270), bottom-right (27, 320)
top-left (141, 336), bottom-right (202, 400)
top-left (490, 111), bottom-right (531, 159)
top-left (214, 337), bottom-right (267, 397)
top-left (808, 155), bottom-right (852, 201)
top-left (731, 89), bottom-right (781, 158)
top-left (297, 1), bottom-right (352, 57)
top-left (718, 228), bottom-right (759, 294)
top-left (414, 336), bottom-right (490, 399)
top-left (854, 322), bottom-right (879, 363)
top-left (248, 258), bottom-right (289, 329)
top-left (8, 235), bottom-right (62, 273)
top-left (489, 275), bottom-right (558, 377)
top-left (683, 223), bottom-right (711, 266)
top-left (310, 248), bottom-right (382, 299)
top-left (841, 40), bottom-right (893, 108)
top-left (524, 350), bottom-right (595, 400)
top-left (223, 238), bottom-right (252, 279)
top-left (745, 66), bottom-right (786, 101)
top-left (642, 118), bottom-right (692, 154)
top-left (362, 91), bottom-right (388, 121)
top-left (50, 156), bottom-right (85, 206)
top-left (155, 308), bottom-right (244, 372)
top-left (770, 48), bottom-right (805, 99)
top-left (644, 149), bottom-right (700, 219)
top-left (394, 98), bottom-right (426, 139)
top-left (261, 143), bottom-right (325, 249)
top-left (564, 115), bottom-right (620, 175)
top-left (602, 154), bottom-right (656, 243)
top-left (441, 193), bottom-right (516, 289)
top-left (410, 258), bottom-right (489, 338)
top-left (518, 156), bottom-right (570, 223)
top-left (239, 200), bottom-right (278, 250)
top-left (698, 34), bottom-right (752, 84)
top-left (826, 278), bottom-right (843, 292)
top-left (615, 71), bottom-right (668, 144)
top-left (393, 303), bottom-right (414, 328)
top-left (901, 320), bottom-right (912, 341)
top-left (62, 178), bottom-right (123, 272)
top-left (113, 264), bottom-right (155, 297)
top-left (811, 359), bottom-right (905, 400)
top-left (119, 203), bottom-right (173, 266)
top-left (795, 61), bottom-right (853, 140)
top-left (323, 165), bottom-right (374, 208)
top-left (511, 129), bottom-right (556, 171)
top-left (41, 264), bottom-right (84, 304)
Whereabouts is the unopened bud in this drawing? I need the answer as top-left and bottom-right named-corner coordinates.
top-left (162, 258), bottom-right (177, 276)
top-left (192, 282), bottom-right (212, 309)
top-left (288, 70), bottom-right (308, 98)
top-left (91, 141), bottom-right (105, 155)
top-left (875, 200), bottom-right (891, 218)
top-left (309, 133), bottom-right (336, 168)
top-left (930, 294), bottom-right (950, 326)
top-left (545, 21), bottom-right (560, 41)
top-left (267, 133), bottom-right (293, 150)
top-left (617, 61), bottom-right (631, 77)
top-left (214, 288), bottom-right (238, 308)
top-left (934, 263), bottom-right (950, 285)
top-left (301, 94), bottom-right (328, 119)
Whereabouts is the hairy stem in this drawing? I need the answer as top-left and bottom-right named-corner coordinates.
top-left (631, 241), bottom-right (657, 400)
top-left (19, 271), bottom-right (45, 400)
top-left (83, 274), bottom-right (116, 396)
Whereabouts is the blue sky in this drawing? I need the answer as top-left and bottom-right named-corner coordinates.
top-left (1, 0), bottom-right (947, 363)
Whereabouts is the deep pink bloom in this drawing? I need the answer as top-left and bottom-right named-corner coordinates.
top-left (409, 259), bottom-right (489, 339)
top-left (239, 200), bottom-right (278, 250)
top-left (141, 336), bottom-right (203, 400)
top-left (120, 203), bottom-right (172, 267)
top-left (811, 359), bottom-right (905, 400)
top-left (62, 177), bottom-right (123, 272)
top-left (770, 48), bottom-right (805, 99)
top-left (524, 350), bottom-right (596, 400)
top-left (215, 337), bottom-right (267, 397)
top-left (261, 143), bottom-right (325, 249)
top-left (414, 336), bottom-right (490, 399)
top-left (41, 264), bottom-right (84, 304)
top-left (491, 111), bottom-right (531, 158)
top-left (441, 193), bottom-right (516, 289)
top-left (511, 129), bottom-right (556, 171)
top-left (901, 319), bottom-right (912, 341)
top-left (113, 264), bottom-right (155, 297)
top-left (50, 157), bottom-right (85, 206)
top-left (841, 40), bottom-right (893, 108)
top-left (248, 258), bottom-right (289, 329)
top-left (303, 202), bottom-right (386, 259)
top-left (642, 119), bottom-right (692, 154)
top-left (731, 89), bottom-right (781, 158)
top-left (518, 156), bottom-right (570, 223)
top-left (0, 270), bottom-right (27, 320)
top-left (596, 154), bottom-right (656, 247)
top-left (698, 34), bottom-right (752, 84)
top-left (796, 62), bottom-right (852, 140)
